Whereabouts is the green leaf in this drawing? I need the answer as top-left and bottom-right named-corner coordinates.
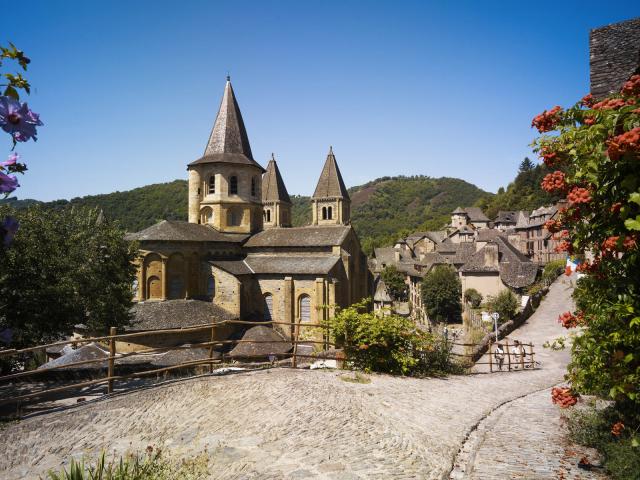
top-left (624, 353), bottom-right (634, 363)
top-left (630, 192), bottom-right (640, 206)
top-left (3, 84), bottom-right (18, 100)
top-left (624, 216), bottom-right (640, 231)
top-left (632, 437), bottom-right (639, 448)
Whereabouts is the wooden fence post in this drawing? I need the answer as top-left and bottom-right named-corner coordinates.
top-left (520, 343), bottom-right (526, 370)
top-left (107, 327), bottom-right (116, 394)
top-left (208, 324), bottom-right (216, 374)
top-left (529, 343), bottom-right (535, 369)
top-left (292, 319), bottom-right (300, 368)
top-left (505, 339), bottom-right (511, 372)
top-left (488, 341), bottom-right (493, 373)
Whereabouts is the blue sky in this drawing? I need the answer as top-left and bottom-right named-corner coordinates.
top-left (5, 1), bottom-right (639, 201)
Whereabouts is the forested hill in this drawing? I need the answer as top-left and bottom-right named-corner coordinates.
top-left (4, 175), bottom-right (491, 254)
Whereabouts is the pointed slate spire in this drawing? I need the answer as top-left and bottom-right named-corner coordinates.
top-left (262, 154), bottom-right (291, 203)
top-left (312, 146), bottom-right (350, 200)
top-left (189, 77), bottom-right (264, 171)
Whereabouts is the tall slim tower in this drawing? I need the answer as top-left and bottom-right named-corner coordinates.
top-left (187, 77), bottom-right (265, 233)
top-left (262, 154), bottom-right (292, 228)
top-left (311, 147), bottom-right (351, 225)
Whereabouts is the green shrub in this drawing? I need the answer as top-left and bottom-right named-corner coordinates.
top-left (566, 406), bottom-right (640, 480)
top-left (421, 265), bottom-right (462, 323)
top-left (380, 265), bottom-right (407, 301)
top-left (542, 259), bottom-right (565, 286)
top-left (484, 290), bottom-right (519, 322)
top-left (464, 288), bottom-right (483, 308)
top-left (326, 299), bottom-right (456, 376)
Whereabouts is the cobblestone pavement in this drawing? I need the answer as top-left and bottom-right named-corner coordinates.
top-left (0, 276), bottom-right (600, 479)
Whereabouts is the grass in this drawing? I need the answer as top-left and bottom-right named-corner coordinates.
top-left (340, 371), bottom-right (371, 384)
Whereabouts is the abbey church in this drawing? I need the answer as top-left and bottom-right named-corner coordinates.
top-left (126, 78), bottom-right (371, 337)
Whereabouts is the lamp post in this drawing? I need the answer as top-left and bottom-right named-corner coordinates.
top-left (492, 312), bottom-right (500, 341)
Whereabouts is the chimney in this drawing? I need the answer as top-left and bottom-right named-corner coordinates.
top-left (483, 243), bottom-right (499, 268)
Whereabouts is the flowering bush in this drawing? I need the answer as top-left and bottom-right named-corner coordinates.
top-left (532, 75), bottom-right (640, 446)
top-left (551, 386), bottom-right (579, 408)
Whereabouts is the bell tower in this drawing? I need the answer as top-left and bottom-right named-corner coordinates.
top-left (262, 154), bottom-right (292, 228)
top-left (187, 77), bottom-right (265, 234)
top-left (311, 147), bottom-right (351, 226)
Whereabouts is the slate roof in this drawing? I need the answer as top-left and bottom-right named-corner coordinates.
top-left (128, 299), bottom-right (236, 331)
top-left (460, 237), bottom-right (537, 289)
top-left (211, 255), bottom-right (340, 276)
top-left (125, 220), bottom-right (249, 243)
top-left (373, 279), bottom-right (392, 302)
top-left (452, 207), bottom-right (466, 214)
top-left (476, 229), bottom-right (505, 242)
top-left (312, 147), bottom-right (350, 200)
top-left (417, 252), bottom-right (450, 271)
top-left (38, 343), bottom-right (109, 370)
top-left (590, 18), bottom-right (640, 99)
top-left (463, 207), bottom-right (490, 222)
top-left (228, 326), bottom-right (292, 359)
top-left (262, 156), bottom-right (291, 203)
top-left (244, 225), bottom-right (351, 248)
top-left (494, 211), bottom-right (519, 224)
top-left (189, 78), bottom-right (265, 172)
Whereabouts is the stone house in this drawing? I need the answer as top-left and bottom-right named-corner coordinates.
top-left (512, 204), bottom-right (566, 264)
top-left (126, 78), bottom-right (372, 344)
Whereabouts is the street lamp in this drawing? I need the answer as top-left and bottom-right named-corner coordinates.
top-left (492, 312), bottom-right (500, 341)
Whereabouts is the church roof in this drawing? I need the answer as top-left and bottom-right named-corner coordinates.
top-left (125, 220), bottom-right (249, 243)
top-left (189, 78), bottom-right (265, 172)
top-left (312, 147), bottom-right (350, 200)
top-left (262, 156), bottom-right (291, 203)
top-left (128, 299), bottom-right (235, 330)
top-left (244, 225), bottom-right (351, 248)
top-left (210, 255), bottom-right (340, 276)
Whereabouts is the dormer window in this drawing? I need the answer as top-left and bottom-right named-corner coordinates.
top-left (208, 175), bottom-right (215, 194)
top-left (229, 176), bottom-right (238, 194)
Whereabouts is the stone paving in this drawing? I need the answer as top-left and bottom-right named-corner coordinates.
top-left (0, 275), bottom-right (605, 479)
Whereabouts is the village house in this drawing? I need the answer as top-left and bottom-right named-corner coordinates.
top-left (125, 78), bottom-right (372, 344)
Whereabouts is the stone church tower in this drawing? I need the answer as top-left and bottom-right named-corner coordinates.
top-left (187, 77), bottom-right (265, 233)
top-left (311, 147), bottom-right (351, 225)
top-left (262, 154), bottom-right (292, 228)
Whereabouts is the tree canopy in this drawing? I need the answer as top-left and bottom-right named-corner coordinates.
top-left (421, 266), bottom-right (462, 323)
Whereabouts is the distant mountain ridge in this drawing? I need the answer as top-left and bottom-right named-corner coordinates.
top-left (4, 175), bottom-right (492, 254)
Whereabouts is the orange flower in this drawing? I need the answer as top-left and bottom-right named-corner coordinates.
top-left (611, 421), bottom-right (625, 437)
top-left (564, 265), bottom-right (572, 276)
top-left (532, 106), bottom-right (563, 132)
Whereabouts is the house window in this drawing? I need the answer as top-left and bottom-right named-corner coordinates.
top-left (229, 176), bottom-right (238, 194)
top-left (327, 206), bottom-right (333, 220)
top-left (207, 276), bottom-right (215, 298)
top-left (208, 175), bottom-right (215, 194)
top-left (264, 293), bottom-right (273, 320)
top-left (299, 294), bottom-right (311, 322)
top-left (322, 206), bottom-right (327, 220)
top-left (251, 177), bottom-right (257, 197)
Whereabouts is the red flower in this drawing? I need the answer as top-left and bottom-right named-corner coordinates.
top-left (551, 386), bottom-right (579, 407)
top-left (555, 240), bottom-right (572, 253)
top-left (567, 186), bottom-right (592, 205)
top-left (610, 202), bottom-right (622, 214)
top-left (621, 75), bottom-right (640, 97)
top-left (532, 106), bottom-right (563, 133)
top-left (581, 94), bottom-right (595, 108)
top-left (544, 219), bottom-right (562, 233)
top-left (611, 421), bottom-right (625, 437)
top-left (602, 236), bottom-right (620, 253)
top-left (541, 171), bottom-right (567, 193)
top-left (564, 265), bottom-right (572, 276)
top-left (593, 98), bottom-right (634, 110)
top-left (623, 235), bottom-right (637, 250)
top-left (607, 127), bottom-right (640, 161)
top-left (583, 115), bottom-right (596, 126)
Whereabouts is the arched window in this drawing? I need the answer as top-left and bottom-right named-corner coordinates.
top-left (208, 175), bottom-right (215, 194)
top-left (200, 207), bottom-right (213, 225)
top-left (266, 209), bottom-right (271, 222)
top-left (207, 276), bottom-right (215, 298)
top-left (327, 206), bottom-right (333, 220)
top-left (299, 295), bottom-right (311, 322)
top-left (251, 177), bottom-right (257, 197)
top-left (322, 206), bottom-right (327, 220)
top-left (229, 176), bottom-right (238, 194)
top-left (227, 208), bottom-right (241, 226)
top-left (264, 293), bottom-right (273, 320)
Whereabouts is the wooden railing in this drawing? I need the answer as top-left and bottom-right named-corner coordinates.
top-left (448, 340), bottom-right (537, 372)
top-left (0, 319), bottom-right (332, 412)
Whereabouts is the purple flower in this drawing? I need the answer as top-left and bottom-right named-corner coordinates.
top-left (0, 172), bottom-right (19, 193)
top-left (0, 152), bottom-right (19, 168)
top-left (0, 96), bottom-right (43, 142)
top-left (1, 216), bottom-right (19, 247)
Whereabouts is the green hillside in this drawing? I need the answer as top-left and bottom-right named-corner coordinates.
top-left (5, 175), bottom-right (491, 254)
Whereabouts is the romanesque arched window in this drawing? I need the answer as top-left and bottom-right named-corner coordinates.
top-left (327, 206), bottom-right (333, 220)
top-left (251, 177), bottom-right (257, 197)
top-left (229, 176), bottom-right (238, 195)
top-left (264, 293), bottom-right (273, 320)
top-left (207, 275), bottom-right (215, 298)
top-left (208, 175), bottom-right (215, 194)
top-left (266, 209), bottom-right (271, 222)
top-left (322, 206), bottom-right (327, 220)
top-left (299, 294), bottom-right (311, 322)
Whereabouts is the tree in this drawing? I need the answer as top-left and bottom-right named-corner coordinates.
top-left (464, 288), bottom-right (483, 308)
top-left (380, 265), bottom-right (406, 301)
top-left (519, 156), bottom-right (535, 173)
top-left (421, 265), bottom-right (462, 323)
top-left (0, 205), bottom-right (137, 350)
top-left (484, 290), bottom-right (519, 322)
top-left (532, 75), bottom-right (640, 447)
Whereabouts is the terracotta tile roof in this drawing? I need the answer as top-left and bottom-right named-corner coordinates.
top-left (125, 220), bottom-right (249, 243)
top-left (244, 225), bottom-right (351, 248)
top-left (128, 299), bottom-right (236, 331)
top-left (262, 156), bottom-right (291, 203)
top-left (312, 147), bottom-right (350, 200)
top-left (189, 79), bottom-right (265, 172)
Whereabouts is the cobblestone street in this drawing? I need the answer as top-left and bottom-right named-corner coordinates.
top-left (0, 276), bottom-right (601, 479)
